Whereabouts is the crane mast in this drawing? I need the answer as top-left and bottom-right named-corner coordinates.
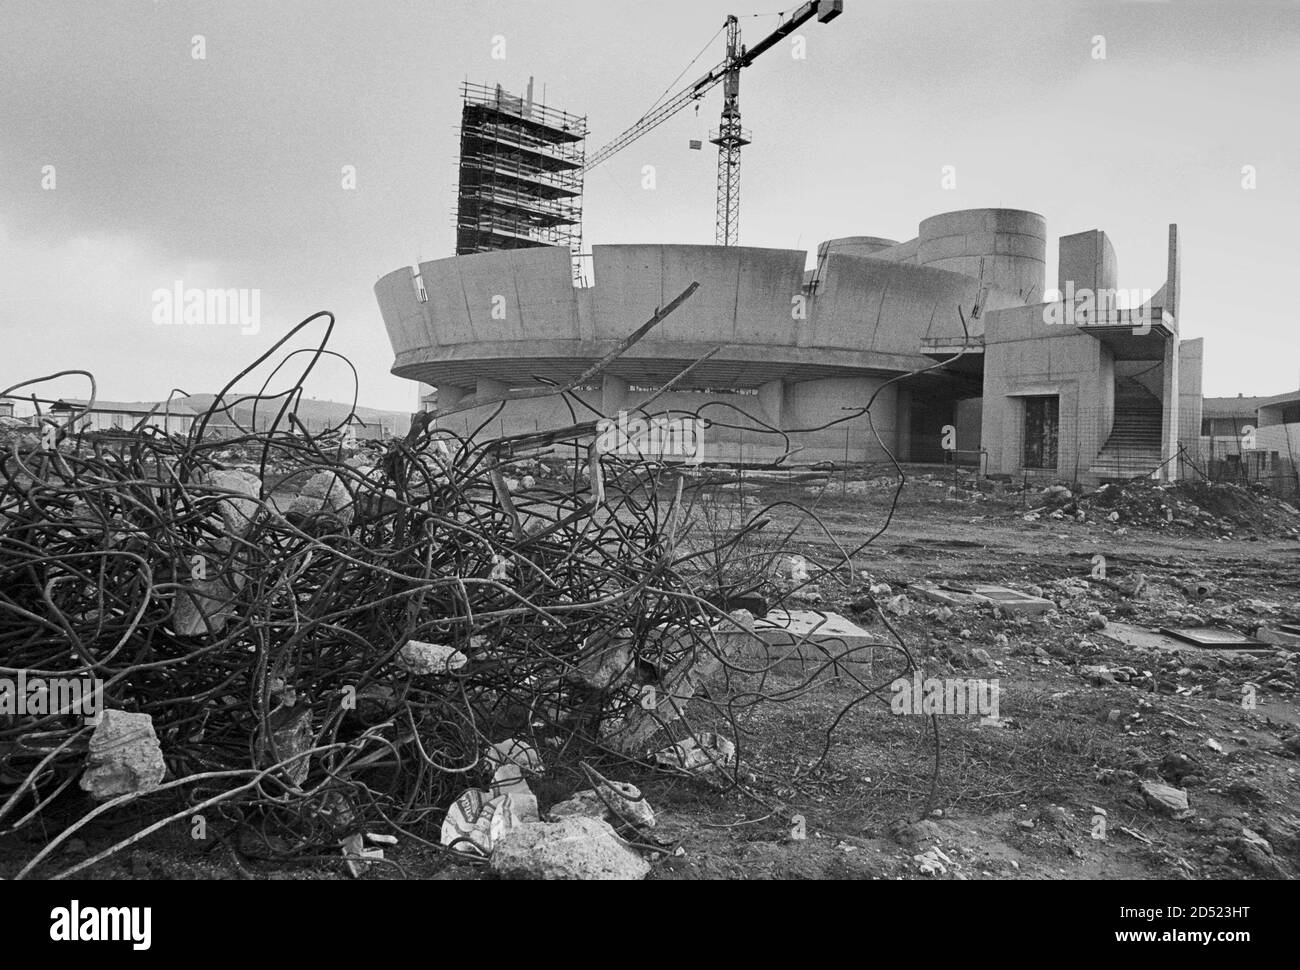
top-left (583, 1), bottom-right (843, 246)
top-left (711, 16), bottom-right (749, 246)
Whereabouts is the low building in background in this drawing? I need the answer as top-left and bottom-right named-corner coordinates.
top-left (51, 399), bottom-right (197, 436)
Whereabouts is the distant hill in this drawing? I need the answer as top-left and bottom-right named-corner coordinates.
top-left (183, 393), bottom-right (411, 439)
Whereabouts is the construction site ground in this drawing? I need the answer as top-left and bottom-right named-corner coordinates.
top-left (5, 472), bottom-right (1298, 881)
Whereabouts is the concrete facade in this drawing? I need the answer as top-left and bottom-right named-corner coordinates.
top-left (376, 208), bottom-right (1198, 481)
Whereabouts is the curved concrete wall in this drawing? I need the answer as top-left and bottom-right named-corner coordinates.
top-left (915, 209), bottom-right (1046, 302)
top-left (375, 237), bottom-right (1033, 392)
top-left (817, 236), bottom-right (900, 260)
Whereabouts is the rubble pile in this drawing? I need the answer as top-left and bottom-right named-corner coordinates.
top-left (1, 317), bottom-right (919, 880)
top-left (0, 364), bottom-right (802, 880)
top-left (1028, 478), bottom-right (1300, 536)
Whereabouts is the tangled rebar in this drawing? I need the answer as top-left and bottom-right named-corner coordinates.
top-left (1, 299), bottom-right (939, 879)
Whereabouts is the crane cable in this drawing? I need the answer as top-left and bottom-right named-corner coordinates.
top-left (641, 21), bottom-right (729, 119)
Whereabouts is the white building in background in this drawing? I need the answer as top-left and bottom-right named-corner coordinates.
top-left (51, 399), bottom-right (197, 436)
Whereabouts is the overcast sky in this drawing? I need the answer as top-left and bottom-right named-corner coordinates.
top-left (2, 0), bottom-right (1297, 411)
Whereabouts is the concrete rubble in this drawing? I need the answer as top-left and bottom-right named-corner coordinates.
top-left (80, 710), bottom-right (167, 800)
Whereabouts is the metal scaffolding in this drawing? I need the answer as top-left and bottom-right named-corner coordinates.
top-left (454, 81), bottom-right (587, 264)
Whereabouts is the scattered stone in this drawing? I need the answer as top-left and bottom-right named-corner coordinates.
top-left (490, 817), bottom-right (650, 880)
top-left (913, 846), bottom-right (952, 875)
top-left (655, 731), bottom-right (736, 775)
top-left (1235, 837), bottom-right (1286, 877)
top-left (1140, 780), bottom-right (1189, 815)
top-left (546, 789), bottom-right (612, 823)
top-left (1082, 664), bottom-right (1117, 686)
top-left (883, 594), bottom-right (911, 616)
top-left (396, 640), bottom-right (468, 675)
top-left (887, 818), bottom-right (942, 847)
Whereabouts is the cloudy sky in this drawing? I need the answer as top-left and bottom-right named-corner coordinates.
top-left (2, 0), bottom-right (1297, 411)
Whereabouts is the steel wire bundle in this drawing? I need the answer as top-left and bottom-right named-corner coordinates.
top-left (0, 305), bottom-right (934, 878)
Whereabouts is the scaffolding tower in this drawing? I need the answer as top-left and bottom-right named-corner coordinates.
top-left (454, 80), bottom-right (587, 265)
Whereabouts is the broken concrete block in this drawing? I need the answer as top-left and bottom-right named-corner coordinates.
top-left (965, 585), bottom-right (1053, 615)
top-left (80, 710), bottom-right (166, 800)
top-left (255, 701), bottom-right (313, 786)
top-left (202, 468), bottom-right (262, 536)
top-left (750, 609), bottom-right (881, 674)
top-left (911, 584), bottom-right (975, 608)
top-left (286, 470), bottom-right (354, 528)
top-left (490, 817), bottom-right (649, 880)
top-left (1140, 780), bottom-right (1189, 814)
top-left (396, 640), bottom-right (467, 675)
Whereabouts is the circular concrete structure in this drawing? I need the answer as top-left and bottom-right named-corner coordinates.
top-left (375, 209), bottom-right (1043, 462)
top-left (916, 208), bottom-right (1046, 301)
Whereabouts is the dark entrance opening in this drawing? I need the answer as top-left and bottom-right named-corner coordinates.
top-left (1023, 395), bottom-right (1059, 469)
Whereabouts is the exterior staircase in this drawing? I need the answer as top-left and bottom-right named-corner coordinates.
top-left (1089, 378), bottom-right (1164, 479)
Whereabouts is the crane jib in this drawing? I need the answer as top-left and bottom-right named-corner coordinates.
top-left (582, 0), bottom-right (844, 243)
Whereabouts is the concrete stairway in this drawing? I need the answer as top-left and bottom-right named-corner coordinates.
top-left (1090, 379), bottom-right (1164, 478)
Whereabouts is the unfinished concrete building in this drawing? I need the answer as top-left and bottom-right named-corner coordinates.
top-left (376, 207), bottom-right (1197, 485)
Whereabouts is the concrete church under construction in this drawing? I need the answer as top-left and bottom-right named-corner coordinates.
top-left (376, 206), bottom-right (1199, 485)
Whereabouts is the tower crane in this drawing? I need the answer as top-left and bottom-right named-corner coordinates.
top-left (583, 1), bottom-right (843, 246)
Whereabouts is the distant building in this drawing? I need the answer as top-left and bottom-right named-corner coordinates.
top-left (51, 399), bottom-right (197, 436)
top-left (1258, 389), bottom-right (1300, 429)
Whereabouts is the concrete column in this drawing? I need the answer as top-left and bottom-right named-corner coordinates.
top-left (896, 388), bottom-right (913, 462)
top-left (758, 379), bottom-right (784, 429)
top-left (1160, 338), bottom-right (1180, 482)
top-left (475, 378), bottom-right (508, 403)
top-left (600, 376), bottom-right (629, 417)
top-left (435, 385), bottom-right (470, 409)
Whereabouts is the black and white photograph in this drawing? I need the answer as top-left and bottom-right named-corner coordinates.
top-left (0, 0), bottom-right (1294, 943)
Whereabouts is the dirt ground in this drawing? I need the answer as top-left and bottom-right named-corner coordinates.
top-left (4, 471), bottom-right (1298, 880)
